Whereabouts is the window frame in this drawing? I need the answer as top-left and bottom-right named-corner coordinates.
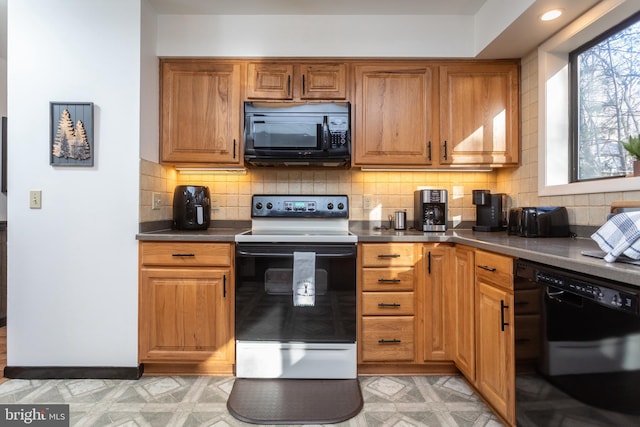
top-left (569, 11), bottom-right (640, 183)
top-left (538, 0), bottom-right (640, 197)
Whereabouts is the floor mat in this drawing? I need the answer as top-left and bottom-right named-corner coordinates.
top-left (226, 378), bottom-right (363, 424)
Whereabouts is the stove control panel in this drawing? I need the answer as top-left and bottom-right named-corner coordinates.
top-left (251, 195), bottom-right (349, 218)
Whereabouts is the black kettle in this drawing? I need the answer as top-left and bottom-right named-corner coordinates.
top-left (173, 185), bottom-right (211, 230)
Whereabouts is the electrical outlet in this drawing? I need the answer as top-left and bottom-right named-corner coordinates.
top-left (152, 192), bottom-right (162, 210)
top-left (363, 194), bottom-right (373, 209)
top-left (30, 190), bottom-right (42, 209)
top-left (211, 197), bottom-right (219, 209)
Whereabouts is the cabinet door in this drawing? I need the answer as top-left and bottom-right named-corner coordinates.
top-left (476, 280), bottom-right (515, 426)
top-left (299, 63), bottom-right (347, 100)
top-left (439, 62), bottom-right (519, 166)
top-left (422, 244), bottom-right (453, 361)
top-left (453, 245), bottom-right (475, 381)
top-left (354, 64), bottom-right (438, 166)
top-left (139, 268), bottom-right (233, 364)
top-left (161, 60), bottom-right (241, 164)
top-left (246, 63), bottom-right (294, 99)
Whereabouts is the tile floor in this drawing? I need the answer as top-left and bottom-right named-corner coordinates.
top-left (0, 374), bottom-right (503, 426)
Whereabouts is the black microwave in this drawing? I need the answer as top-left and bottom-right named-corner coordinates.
top-left (243, 101), bottom-right (351, 167)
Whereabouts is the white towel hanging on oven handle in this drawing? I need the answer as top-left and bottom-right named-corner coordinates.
top-left (293, 251), bottom-right (316, 307)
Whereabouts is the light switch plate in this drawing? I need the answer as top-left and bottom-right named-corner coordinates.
top-left (30, 190), bottom-right (42, 209)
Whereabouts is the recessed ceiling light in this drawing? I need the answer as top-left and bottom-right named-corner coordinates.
top-left (540, 9), bottom-right (563, 21)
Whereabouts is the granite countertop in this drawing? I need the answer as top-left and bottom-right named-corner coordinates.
top-left (136, 227), bottom-right (248, 242)
top-left (137, 224), bottom-right (640, 287)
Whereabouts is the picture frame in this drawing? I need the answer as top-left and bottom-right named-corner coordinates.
top-left (50, 102), bottom-right (94, 167)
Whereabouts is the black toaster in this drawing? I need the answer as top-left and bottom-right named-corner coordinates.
top-left (508, 207), bottom-right (570, 237)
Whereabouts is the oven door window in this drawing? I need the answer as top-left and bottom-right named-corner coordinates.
top-left (235, 244), bottom-right (356, 343)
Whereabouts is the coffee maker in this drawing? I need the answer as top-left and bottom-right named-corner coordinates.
top-left (472, 190), bottom-right (507, 231)
top-left (173, 185), bottom-right (211, 230)
top-left (414, 189), bottom-right (448, 231)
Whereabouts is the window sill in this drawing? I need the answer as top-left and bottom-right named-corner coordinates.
top-left (539, 175), bottom-right (640, 196)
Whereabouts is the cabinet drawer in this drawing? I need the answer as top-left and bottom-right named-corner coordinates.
top-left (515, 314), bottom-right (541, 360)
top-left (361, 317), bottom-right (415, 362)
top-left (514, 288), bottom-right (541, 315)
top-left (476, 250), bottom-right (513, 289)
top-left (361, 244), bottom-right (417, 267)
top-left (140, 242), bottom-right (231, 267)
top-left (362, 292), bottom-right (414, 315)
top-left (361, 267), bottom-right (415, 291)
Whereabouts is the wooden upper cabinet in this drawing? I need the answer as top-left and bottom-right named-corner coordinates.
top-left (439, 62), bottom-right (519, 166)
top-left (160, 59), bottom-right (242, 165)
top-left (353, 64), bottom-right (439, 166)
top-left (247, 62), bottom-right (347, 100)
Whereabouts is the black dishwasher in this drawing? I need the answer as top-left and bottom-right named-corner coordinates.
top-left (515, 260), bottom-right (640, 426)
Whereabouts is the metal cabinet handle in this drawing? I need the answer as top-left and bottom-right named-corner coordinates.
top-left (478, 265), bottom-right (497, 272)
top-left (302, 74), bottom-right (306, 95)
top-left (378, 339), bottom-right (401, 344)
top-left (172, 253), bottom-right (195, 257)
top-left (378, 303), bottom-right (401, 307)
top-left (378, 278), bottom-right (401, 283)
top-left (378, 254), bottom-right (401, 258)
top-left (443, 140), bottom-right (448, 160)
top-left (500, 300), bottom-right (510, 331)
top-left (223, 275), bottom-right (227, 298)
top-left (287, 75), bottom-right (291, 97)
top-left (427, 140), bottom-right (432, 161)
top-left (428, 251), bottom-right (432, 274)
top-left (233, 139), bottom-right (236, 159)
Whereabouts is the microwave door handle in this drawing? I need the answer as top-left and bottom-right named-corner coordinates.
top-left (321, 115), bottom-right (330, 151)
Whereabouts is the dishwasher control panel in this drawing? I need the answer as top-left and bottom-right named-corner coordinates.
top-left (535, 269), bottom-right (639, 314)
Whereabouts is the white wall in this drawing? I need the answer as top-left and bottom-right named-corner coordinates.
top-left (140, 0), bottom-right (158, 163)
top-left (1, 0), bottom-right (7, 220)
top-left (157, 14), bottom-right (476, 57)
top-left (0, 57), bottom-right (6, 221)
top-left (7, 0), bottom-right (141, 367)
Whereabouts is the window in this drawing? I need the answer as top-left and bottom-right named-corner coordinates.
top-left (570, 12), bottom-right (640, 182)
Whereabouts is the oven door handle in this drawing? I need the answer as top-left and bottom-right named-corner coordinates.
top-left (236, 250), bottom-right (355, 258)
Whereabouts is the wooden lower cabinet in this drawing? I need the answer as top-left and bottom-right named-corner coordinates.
top-left (475, 250), bottom-right (516, 426)
top-left (453, 245), bottom-right (476, 382)
top-left (139, 242), bottom-right (234, 375)
top-left (358, 242), bottom-right (459, 375)
top-left (359, 243), bottom-right (419, 365)
top-left (421, 244), bottom-right (454, 361)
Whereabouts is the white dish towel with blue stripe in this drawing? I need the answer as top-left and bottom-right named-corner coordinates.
top-left (591, 212), bottom-right (640, 262)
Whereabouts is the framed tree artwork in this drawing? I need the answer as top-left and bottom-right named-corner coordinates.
top-left (50, 102), bottom-right (94, 166)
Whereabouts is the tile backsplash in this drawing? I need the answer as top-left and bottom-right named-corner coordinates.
top-left (139, 160), bottom-right (498, 226)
